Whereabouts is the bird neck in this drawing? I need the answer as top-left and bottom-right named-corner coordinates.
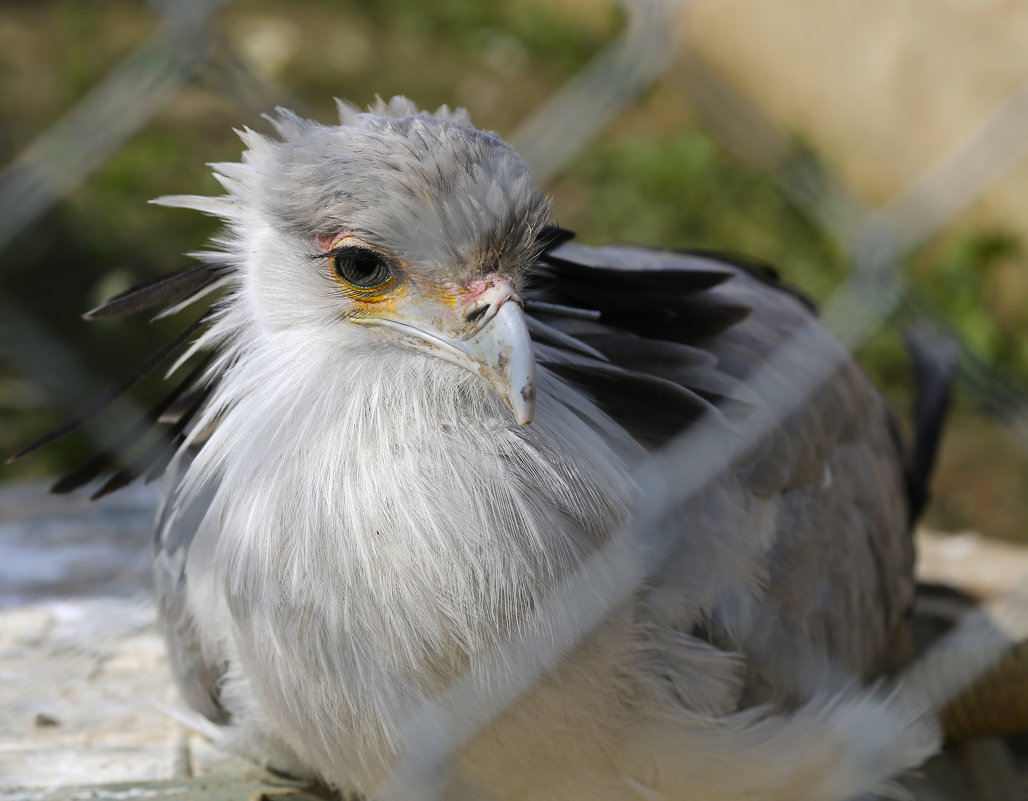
top-left (182, 326), bottom-right (638, 669)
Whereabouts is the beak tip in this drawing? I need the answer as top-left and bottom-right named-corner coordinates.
top-left (513, 384), bottom-right (535, 425)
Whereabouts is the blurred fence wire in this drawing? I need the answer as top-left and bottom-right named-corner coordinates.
top-left (2, 0), bottom-right (1028, 799)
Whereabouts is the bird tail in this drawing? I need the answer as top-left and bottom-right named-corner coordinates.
top-left (910, 582), bottom-right (1028, 742)
top-left (903, 322), bottom-right (959, 525)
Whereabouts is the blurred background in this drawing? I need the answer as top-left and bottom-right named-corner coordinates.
top-left (4, 1), bottom-right (1028, 795)
top-left (1, 0), bottom-right (1027, 546)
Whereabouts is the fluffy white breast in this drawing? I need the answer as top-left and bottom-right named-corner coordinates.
top-left (174, 309), bottom-right (644, 788)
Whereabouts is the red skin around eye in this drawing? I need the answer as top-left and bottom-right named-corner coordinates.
top-left (462, 278), bottom-right (490, 300)
top-left (462, 275), bottom-right (517, 303)
top-left (317, 231), bottom-right (353, 251)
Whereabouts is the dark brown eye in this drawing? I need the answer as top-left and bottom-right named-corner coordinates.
top-left (332, 247), bottom-right (393, 289)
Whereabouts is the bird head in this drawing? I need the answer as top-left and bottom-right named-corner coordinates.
top-left (157, 97), bottom-right (553, 425)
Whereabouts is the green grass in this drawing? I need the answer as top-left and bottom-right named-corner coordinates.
top-left (555, 131), bottom-right (848, 296)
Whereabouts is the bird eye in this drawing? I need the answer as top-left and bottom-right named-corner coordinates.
top-left (332, 247), bottom-right (394, 290)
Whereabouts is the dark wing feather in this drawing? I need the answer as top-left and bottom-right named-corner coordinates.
top-left (542, 353), bottom-right (725, 448)
top-left (9, 313), bottom-right (211, 462)
top-left (532, 245), bottom-right (751, 343)
top-left (539, 255), bottom-right (732, 293)
top-left (529, 241), bottom-right (916, 700)
top-left (12, 255), bottom-right (233, 494)
top-left (49, 354), bottom-right (216, 495)
top-left (142, 381), bottom-right (217, 485)
top-left (83, 262), bottom-right (230, 320)
top-left (529, 243), bottom-right (763, 447)
top-left (675, 247), bottom-right (817, 314)
top-left (903, 323), bottom-right (958, 524)
top-left (90, 373), bottom-right (215, 500)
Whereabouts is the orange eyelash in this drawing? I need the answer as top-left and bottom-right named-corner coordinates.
top-left (334, 277), bottom-right (403, 305)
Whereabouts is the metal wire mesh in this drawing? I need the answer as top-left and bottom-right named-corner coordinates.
top-left (2, 0), bottom-right (1027, 798)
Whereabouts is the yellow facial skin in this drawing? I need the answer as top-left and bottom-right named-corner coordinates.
top-left (323, 234), bottom-right (407, 316)
top-left (323, 233), bottom-right (477, 338)
top-left (318, 232), bottom-right (536, 424)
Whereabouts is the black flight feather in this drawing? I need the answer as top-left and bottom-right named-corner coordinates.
top-left (8, 312), bottom-right (211, 463)
top-left (564, 333), bottom-right (760, 409)
top-left (49, 353), bottom-right (215, 495)
top-left (91, 377), bottom-right (213, 500)
top-left (677, 248), bottom-right (817, 314)
top-left (159, 386), bottom-right (210, 425)
top-left (538, 255), bottom-right (733, 295)
top-left (527, 244), bottom-right (767, 450)
top-left (534, 225), bottom-right (576, 254)
top-left (142, 380), bottom-right (219, 485)
top-left (599, 299), bottom-right (751, 341)
top-left (903, 323), bottom-right (958, 524)
top-left (529, 271), bottom-right (751, 340)
top-left (542, 359), bottom-right (724, 429)
top-left (83, 263), bottom-right (229, 320)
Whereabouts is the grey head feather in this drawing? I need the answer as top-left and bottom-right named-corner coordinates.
top-left (225, 98), bottom-right (552, 286)
top-left (335, 95), bottom-right (472, 128)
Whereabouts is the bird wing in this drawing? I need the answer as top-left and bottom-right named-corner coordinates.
top-left (525, 242), bottom-right (915, 705)
top-left (152, 443), bottom-right (229, 725)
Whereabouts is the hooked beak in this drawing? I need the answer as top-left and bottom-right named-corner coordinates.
top-left (445, 301), bottom-right (536, 425)
top-left (365, 287), bottom-right (536, 425)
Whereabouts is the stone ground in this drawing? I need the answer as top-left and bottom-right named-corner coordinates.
top-left (0, 482), bottom-right (306, 797)
top-left (0, 480), bottom-right (1026, 799)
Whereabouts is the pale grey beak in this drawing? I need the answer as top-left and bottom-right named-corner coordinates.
top-left (367, 300), bottom-right (537, 425)
top-left (452, 301), bottom-right (536, 424)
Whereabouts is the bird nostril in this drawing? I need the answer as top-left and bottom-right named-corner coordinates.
top-left (465, 305), bottom-right (489, 326)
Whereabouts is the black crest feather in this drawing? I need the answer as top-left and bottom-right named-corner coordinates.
top-left (49, 353), bottom-right (215, 495)
top-left (9, 313), bottom-right (211, 464)
top-left (83, 263), bottom-right (229, 320)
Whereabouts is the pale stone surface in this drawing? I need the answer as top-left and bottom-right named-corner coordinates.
top-left (917, 529), bottom-right (1028, 599)
top-left (0, 597), bottom-right (172, 787)
top-left (0, 483), bottom-right (253, 791)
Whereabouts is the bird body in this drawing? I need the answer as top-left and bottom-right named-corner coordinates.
top-left (71, 97), bottom-right (940, 799)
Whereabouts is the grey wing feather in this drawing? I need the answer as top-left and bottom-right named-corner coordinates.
top-left (529, 243), bottom-right (915, 705)
top-left (702, 259), bottom-right (913, 685)
top-left (153, 448), bottom-right (229, 725)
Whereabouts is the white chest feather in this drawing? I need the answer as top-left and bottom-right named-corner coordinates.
top-left (177, 326), bottom-right (641, 789)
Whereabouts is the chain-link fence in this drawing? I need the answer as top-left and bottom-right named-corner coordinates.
top-left (2, 1), bottom-right (1028, 799)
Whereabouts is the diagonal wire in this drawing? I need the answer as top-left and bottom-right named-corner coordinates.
top-left (864, 72), bottom-right (1028, 259)
top-left (0, 0), bottom-right (228, 259)
top-left (510, 0), bottom-right (688, 185)
top-left (0, 1), bottom-right (240, 454)
top-left (679, 49), bottom-right (1028, 455)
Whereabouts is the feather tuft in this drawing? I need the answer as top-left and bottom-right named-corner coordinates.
top-left (264, 107), bottom-right (309, 139)
top-left (10, 314), bottom-right (209, 462)
top-left (50, 354), bottom-right (214, 495)
top-left (83, 263), bottom-right (229, 320)
top-left (150, 194), bottom-right (237, 218)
